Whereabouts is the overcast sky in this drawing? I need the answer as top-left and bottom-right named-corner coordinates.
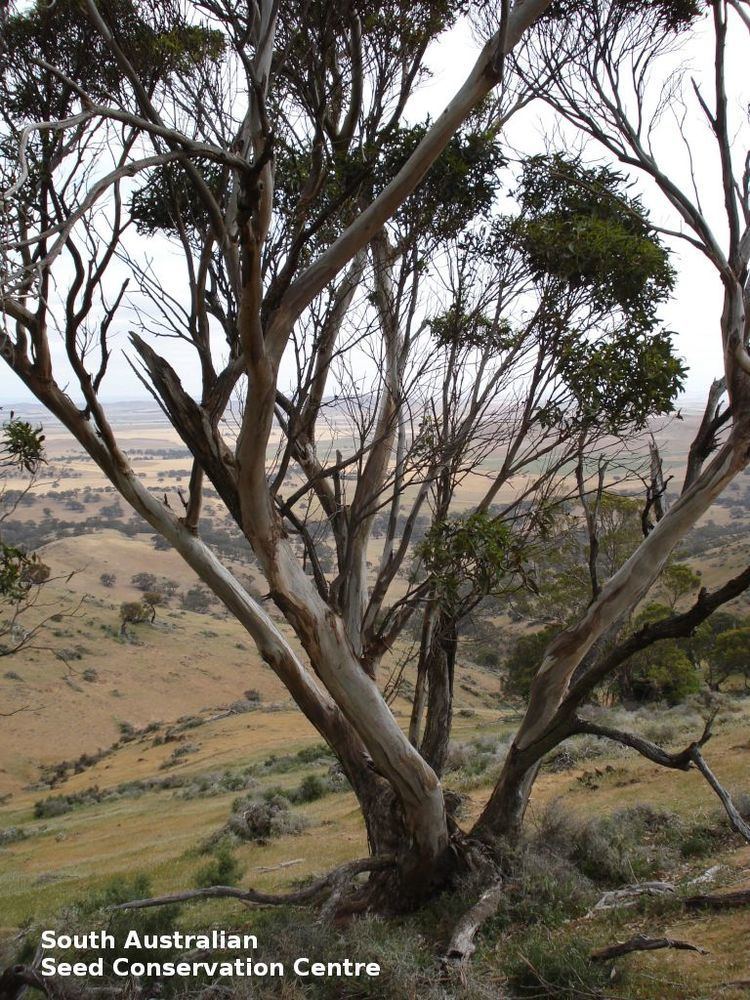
top-left (1, 8), bottom-right (743, 410)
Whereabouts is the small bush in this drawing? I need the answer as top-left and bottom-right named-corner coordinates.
top-left (530, 800), bottom-right (727, 887)
top-left (226, 794), bottom-right (308, 844)
top-left (505, 929), bottom-right (611, 999)
top-left (0, 826), bottom-right (28, 846)
top-left (34, 795), bottom-right (74, 819)
top-left (296, 774), bottom-right (327, 803)
top-left (194, 842), bottom-right (243, 887)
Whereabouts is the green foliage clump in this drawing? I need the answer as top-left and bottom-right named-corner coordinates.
top-left (418, 512), bottom-right (518, 612)
top-left (429, 301), bottom-right (515, 352)
top-left (710, 627), bottom-right (750, 689)
top-left (555, 326), bottom-right (685, 431)
top-left (511, 154), bottom-right (675, 321)
top-left (130, 159), bottom-right (224, 236)
top-left (1, 416), bottom-right (45, 473)
top-left (544, 0), bottom-right (705, 34)
top-left (194, 841), bottom-right (244, 888)
top-left (3, 0), bottom-right (224, 121)
top-left (1, 416), bottom-right (49, 605)
top-left (372, 124), bottom-right (505, 246)
top-left (497, 154), bottom-right (685, 432)
top-left (505, 627), bottom-right (559, 699)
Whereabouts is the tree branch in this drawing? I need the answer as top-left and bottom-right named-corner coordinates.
top-left (112, 856), bottom-right (394, 911)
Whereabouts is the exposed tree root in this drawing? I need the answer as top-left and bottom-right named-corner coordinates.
top-left (590, 935), bottom-right (708, 962)
top-left (112, 856), bottom-right (394, 912)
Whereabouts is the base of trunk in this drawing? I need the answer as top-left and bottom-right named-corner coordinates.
top-left (335, 825), bottom-right (501, 920)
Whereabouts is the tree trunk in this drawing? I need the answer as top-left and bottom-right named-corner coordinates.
top-left (420, 612), bottom-right (458, 777)
top-left (473, 716), bottom-right (572, 844)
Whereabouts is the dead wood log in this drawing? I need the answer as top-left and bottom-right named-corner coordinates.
top-left (112, 856), bottom-right (394, 911)
top-left (587, 881), bottom-right (675, 915)
top-left (253, 858), bottom-right (304, 872)
top-left (441, 880), bottom-right (505, 966)
top-left (590, 935), bottom-right (708, 962)
top-left (683, 888), bottom-right (750, 910)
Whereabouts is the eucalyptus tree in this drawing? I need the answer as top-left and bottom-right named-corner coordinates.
top-left (1, 0), bottom-right (749, 917)
top-left (0, 0), bottom-right (553, 895)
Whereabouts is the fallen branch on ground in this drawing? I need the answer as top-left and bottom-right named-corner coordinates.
top-left (684, 888), bottom-right (750, 910)
top-left (590, 935), bottom-right (708, 962)
top-left (587, 881), bottom-right (675, 915)
top-left (112, 856), bottom-right (394, 911)
top-left (254, 858), bottom-right (304, 872)
top-left (442, 880), bottom-right (505, 966)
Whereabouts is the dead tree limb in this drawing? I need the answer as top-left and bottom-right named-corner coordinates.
top-left (441, 880), bottom-right (505, 966)
top-left (573, 714), bottom-right (750, 845)
top-left (112, 856), bottom-right (394, 911)
top-left (689, 747), bottom-right (750, 843)
top-left (590, 935), bottom-right (708, 962)
top-left (684, 888), bottom-right (750, 910)
top-left (572, 714), bottom-right (713, 772)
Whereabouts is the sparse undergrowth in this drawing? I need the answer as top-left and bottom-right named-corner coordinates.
top-left (6, 789), bottom-right (749, 999)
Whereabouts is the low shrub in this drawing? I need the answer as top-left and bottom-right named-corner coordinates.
top-left (505, 928), bottom-right (611, 999)
top-left (0, 826), bottom-right (28, 846)
top-left (194, 841), bottom-right (244, 887)
top-left (226, 794), bottom-right (308, 844)
top-left (530, 800), bottom-right (722, 886)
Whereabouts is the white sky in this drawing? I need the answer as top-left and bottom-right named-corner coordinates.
top-left (1, 9), bottom-right (742, 410)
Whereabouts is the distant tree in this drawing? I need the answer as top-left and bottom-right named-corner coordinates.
top-left (661, 562), bottom-right (701, 610)
top-left (131, 572), bottom-right (158, 592)
top-left (505, 626), bottom-right (560, 700)
top-left (616, 603), bottom-right (701, 704)
top-left (99, 573), bottom-right (116, 588)
top-left (709, 627), bottom-right (750, 691)
top-left (142, 591), bottom-right (163, 622)
top-left (181, 586), bottom-right (212, 614)
top-left (119, 600), bottom-right (148, 635)
top-left (620, 641), bottom-right (700, 705)
top-left (686, 611), bottom-right (742, 689)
